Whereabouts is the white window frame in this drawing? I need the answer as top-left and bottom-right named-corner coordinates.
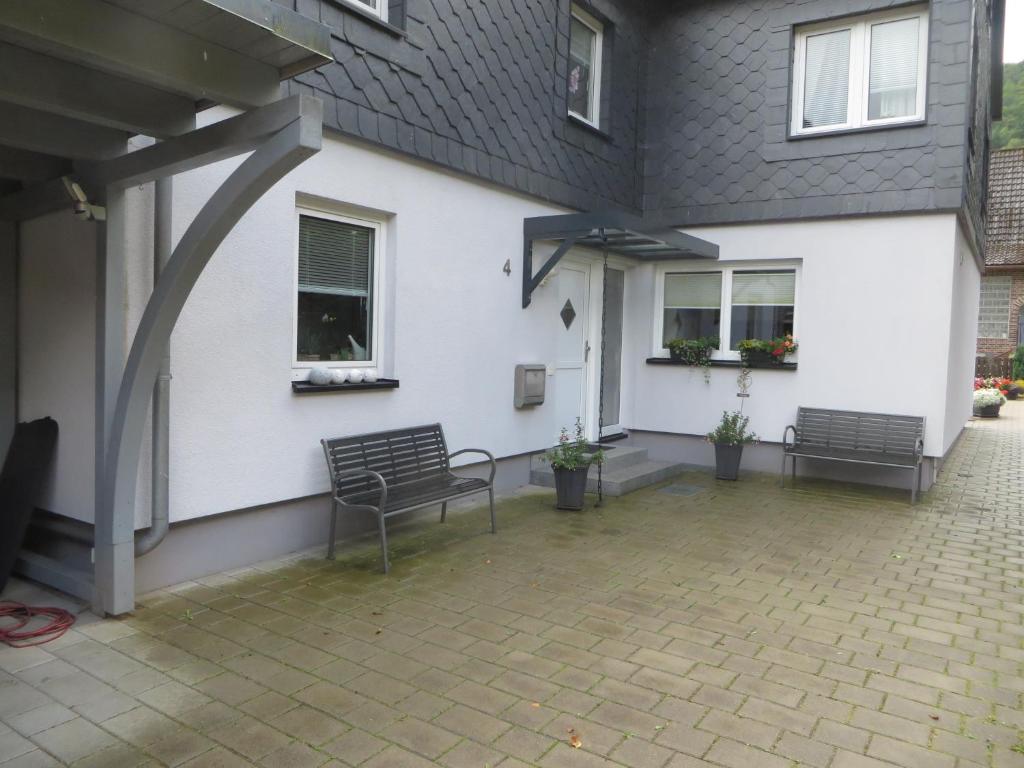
top-left (654, 262), bottom-right (801, 362)
top-left (339, 0), bottom-right (387, 22)
top-left (568, 5), bottom-right (603, 128)
top-left (978, 275), bottom-right (1012, 340)
top-left (791, 6), bottom-right (929, 137)
top-left (291, 205), bottom-right (385, 378)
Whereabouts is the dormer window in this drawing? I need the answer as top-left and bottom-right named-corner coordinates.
top-left (568, 5), bottom-right (603, 127)
top-left (791, 7), bottom-right (928, 136)
top-left (342, 0), bottom-right (386, 21)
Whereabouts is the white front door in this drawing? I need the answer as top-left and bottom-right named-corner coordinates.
top-left (597, 267), bottom-right (625, 437)
top-left (553, 263), bottom-right (590, 436)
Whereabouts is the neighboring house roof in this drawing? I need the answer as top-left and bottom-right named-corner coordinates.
top-left (987, 148), bottom-right (1024, 266)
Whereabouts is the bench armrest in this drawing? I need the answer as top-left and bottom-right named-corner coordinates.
top-left (448, 448), bottom-right (497, 484)
top-left (333, 469), bottom-right (388, 508)
top-left (915, 438), bottom-right (924, 461)
top-left (782, 425), bottom-right (798, 450)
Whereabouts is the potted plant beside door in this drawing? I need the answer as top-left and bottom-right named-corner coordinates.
top-left (545, 419), bottom-right (603, 510)
top-left (706, 411), bottom-right (758, 480)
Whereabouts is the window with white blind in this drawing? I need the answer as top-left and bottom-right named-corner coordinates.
top-left (295, 209), bottom-right (381, 367)
top-left (658, 266), bottom-right (799, 358)
top-left (792, 7), bottom-right (928, 136)
top-left (729, 271), bottom-right (796, 349)
top-left (568, 5), bottom-right (603, 127)
top-left (978, 276), bottom-right (1012, 339)
top-left (662, 272), bottom-right (722, 346)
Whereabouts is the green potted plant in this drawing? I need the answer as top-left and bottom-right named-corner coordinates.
top-left (666, 337), bottom-right (718, 382)
top-left (737, 335), bottom-right (798, 367)
top-left (706, 411), bottom-right (758, 480)
top-left (545, 418), bottom-right (603, 510)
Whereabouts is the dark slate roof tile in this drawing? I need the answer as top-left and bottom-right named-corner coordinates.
top-left (987, 149), bottom-right (1024, 265)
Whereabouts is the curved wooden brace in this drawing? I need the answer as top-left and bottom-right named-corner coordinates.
top-left (96, 110), bottom-right (320, 614)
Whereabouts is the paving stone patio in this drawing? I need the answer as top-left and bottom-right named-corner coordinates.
top-left (2, 404), bottom-right (1024, 767)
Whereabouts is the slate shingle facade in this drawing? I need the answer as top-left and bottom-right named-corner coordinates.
top-left (281, 0), bottom-right (999, 250)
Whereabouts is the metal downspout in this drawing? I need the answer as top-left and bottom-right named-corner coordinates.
top-left (135, 176), bottom-right (171, 557)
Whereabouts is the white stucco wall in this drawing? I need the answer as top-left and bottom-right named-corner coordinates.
top-left (943, 223), bottom-right (982, 454)
top-left (166, 113), bottom-right (582, 522)
top-left (12, 115), bottom-right (969, 528)
top-left (624, 214), bottom-right (961, 458)
top-left (18, 211), bottom-right (97, 522)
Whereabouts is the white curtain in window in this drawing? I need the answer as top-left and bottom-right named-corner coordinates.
top-left (868, 17), bottom-right (920, 120)
top-left (664, 272), bottom-right (722, 308)
top-left (732, 271), bottom-right (795, 305)
top-left (298, 215), bottom-right (372, 297)
top-left (803, 29), bottom-right (851, 128)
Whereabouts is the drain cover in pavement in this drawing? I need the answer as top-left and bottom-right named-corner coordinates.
top-left (658, 484), bottom-right (704, 496)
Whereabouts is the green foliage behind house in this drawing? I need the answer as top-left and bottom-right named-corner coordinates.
top-left (993, 62), bottom-right (1024, 150)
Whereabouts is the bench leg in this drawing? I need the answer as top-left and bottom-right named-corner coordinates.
top-left (912, 464), bottom-right (921, 505)
top-left (488, 488), bottom-right (496, 534)
top-left (440, 502), bottom-right (447, 523)
top-left (378, 511), bottom-right (390, 575)
top-left (327, 499), bottom-right (338, 560)
top-left (792, 455), bottom-right (797, 485)
top-left (779, 453), bottom-right (787, 488)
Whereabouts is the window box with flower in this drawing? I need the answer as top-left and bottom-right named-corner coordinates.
top-left (737, 335), bottom-right (798, 367)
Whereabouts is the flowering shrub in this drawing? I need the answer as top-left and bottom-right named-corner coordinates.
top-left (973, 388), bottom-right (1006, 408)
top-left (737, 335), bottom-right (798, 362)
top-left (706, 411), bottom-right (759, 446)
top-left (545, 418), bottom-right (603, 470)
top-left (974, 376), bottom-right (1012, 394)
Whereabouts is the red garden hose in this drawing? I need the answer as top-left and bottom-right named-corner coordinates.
top-left (0, 602), bottom-right (76, 647)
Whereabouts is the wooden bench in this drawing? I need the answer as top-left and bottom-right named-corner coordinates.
top-left (321, 424), bottom-right (496, 573)
top-left (781, 408), bottom-right (925, 503)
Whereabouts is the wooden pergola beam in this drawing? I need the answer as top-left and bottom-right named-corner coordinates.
top-left (0, 43), bottom-right (196, 138)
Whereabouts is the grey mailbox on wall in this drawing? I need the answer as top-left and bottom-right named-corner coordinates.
top-left (514, 364), bottom-right (546, 408)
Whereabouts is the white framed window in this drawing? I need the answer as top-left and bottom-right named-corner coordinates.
top-left (293, 207), bottom-right (384, 373)
top-left (791, 6), bottom-right (928, 136)
top-left (656, 264), bottom-right (799, 359)
top-left (978, 276), bottom-right (1012, 339)
top-left (340, 0), bottom-right (387, 21)
top-left (568, 5), bottom-right (603, 127)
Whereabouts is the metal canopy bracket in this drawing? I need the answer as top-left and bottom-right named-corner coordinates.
top-left (94, 94), bottom-right (323, 616)
top-left (521, 210), bottom-right (719, 308)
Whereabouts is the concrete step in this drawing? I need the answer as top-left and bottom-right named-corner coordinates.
top-left (529, 443), bottom-right (649, 473)
top-left (529, 455), bottom-right (689, 496)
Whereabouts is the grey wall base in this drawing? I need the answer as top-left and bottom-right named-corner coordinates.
top-left (135, 452), bottom-right (532, 593)
top-left (625, 430), bottom-right (939, 495)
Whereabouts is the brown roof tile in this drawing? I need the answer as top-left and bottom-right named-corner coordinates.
top-left (987, 148), bottom-right (1024, 266)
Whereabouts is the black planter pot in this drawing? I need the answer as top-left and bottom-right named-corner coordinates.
top-left (714, 443), bottom-right (744, 480)
top-left (976, 404), bottom-right (1002, 418)
top-left (552, 465), bottom-right (590, 510)
top-left (1005, 389), bottom-right (1019, 401)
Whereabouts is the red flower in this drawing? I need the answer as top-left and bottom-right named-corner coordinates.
top-left (772, 347), bottom-right (783, 356)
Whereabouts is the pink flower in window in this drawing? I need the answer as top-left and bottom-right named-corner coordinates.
top-left (569, 66), bottom-right (581, 94)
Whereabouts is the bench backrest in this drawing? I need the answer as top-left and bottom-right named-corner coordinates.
top-left (322, 423), bottom-right (450, 496)
top-left (795, 408), bottom-right (924, 456)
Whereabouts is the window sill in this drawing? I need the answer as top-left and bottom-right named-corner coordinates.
top-left (292, 378), bottom-right (400, 394)
top-left (324, 0), bottom-right (407, 38)
top-left (567, 113), bottom-right (612, 141)
top-left (646, 357), bottom-right (798, 371)
top-left (787, 118), bottom-right (926, 141)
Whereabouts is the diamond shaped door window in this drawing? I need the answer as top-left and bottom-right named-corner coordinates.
top-left (560, 299), bottom-right (577, 329)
